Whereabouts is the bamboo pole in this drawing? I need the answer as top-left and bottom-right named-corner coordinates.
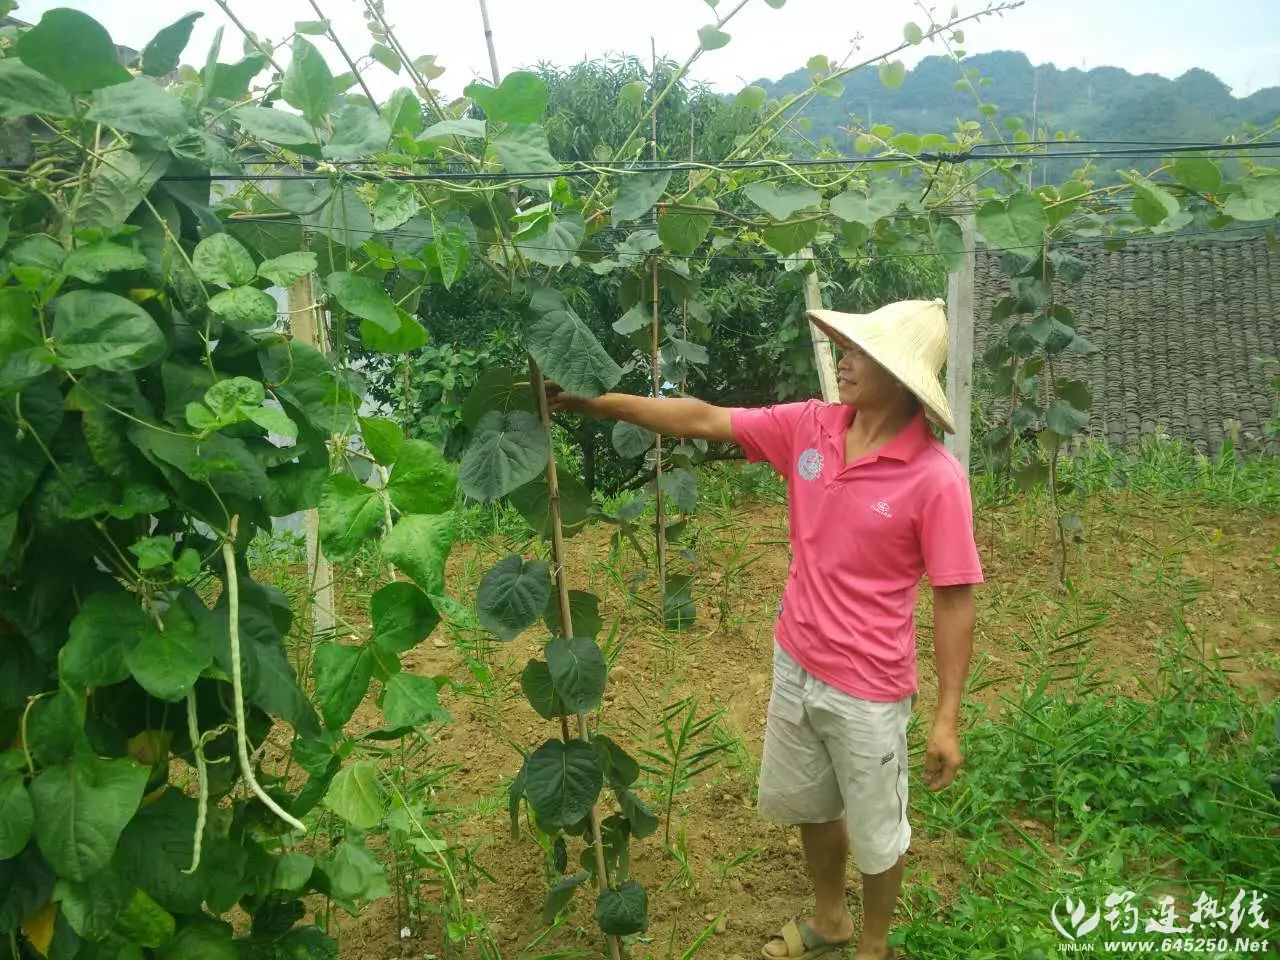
top-left (650, 37), bottom-right (668, 609)
top-left (800, 248), bottom-right (840, 403)
top-left (287, 270), bottom-right (336, 638)
top-left (944, 213), bottom-right (976, 473)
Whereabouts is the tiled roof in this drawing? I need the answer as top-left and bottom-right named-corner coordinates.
top-left (973, 234), bottom-right (1279, 452)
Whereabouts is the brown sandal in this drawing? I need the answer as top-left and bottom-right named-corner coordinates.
top-left (761, 918), bottom-right (850, 959)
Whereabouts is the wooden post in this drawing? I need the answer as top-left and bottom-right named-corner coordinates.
top-left (944, 214), bottom-right (976, 473)
top-left (800, 248), bottom-right (840, 403)
top-left (287, 270), bottom-right (336, 639)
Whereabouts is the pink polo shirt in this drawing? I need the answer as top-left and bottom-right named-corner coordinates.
top-left (731, 401), bottom-right (983, 702)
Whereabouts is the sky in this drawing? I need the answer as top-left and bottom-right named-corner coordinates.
top-left (13, 0), bottom-right (1280, 99)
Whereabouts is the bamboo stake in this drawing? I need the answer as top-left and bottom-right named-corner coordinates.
top-left (800, 248), bottom-right (839, 403)
top-left (476, 6), bottom-right (616, 953)
top-left (530, 360), bottom-right (621, 960)
top-left (650, 37), bottom-right (668, 610)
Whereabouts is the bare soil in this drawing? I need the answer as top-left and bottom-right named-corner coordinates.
top-left (327, 489), bottom-right (1279, 960)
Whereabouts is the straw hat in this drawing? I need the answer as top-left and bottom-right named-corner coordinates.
top-left (807, 298), bottom-right (955, 434)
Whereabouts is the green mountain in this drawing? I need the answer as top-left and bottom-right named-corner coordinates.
top-left (755, 50), bottom-right (1280, 148)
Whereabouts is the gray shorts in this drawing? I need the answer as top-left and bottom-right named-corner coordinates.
top-left (757, 643), bottom-right (912, 875)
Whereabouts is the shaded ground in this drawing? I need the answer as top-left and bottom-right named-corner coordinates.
top-left (322, 482), bottom-right (1278, 959)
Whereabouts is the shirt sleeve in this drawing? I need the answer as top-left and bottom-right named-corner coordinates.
top-left (730, 402), bottom-right (811, 475)
top-left (919, 469), bottom-right (984, 587)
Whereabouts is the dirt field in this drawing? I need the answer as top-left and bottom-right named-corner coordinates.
top-left (326, 483), bottom-right (1279, 959)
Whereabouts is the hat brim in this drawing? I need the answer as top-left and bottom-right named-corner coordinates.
top-left (808, 309), bottom-right (956, 434)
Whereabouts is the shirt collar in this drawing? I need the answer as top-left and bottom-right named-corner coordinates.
top-left (816, 403), bottom-right (932, 463)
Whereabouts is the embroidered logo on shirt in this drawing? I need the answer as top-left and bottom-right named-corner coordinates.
top-left (871, 499), bottom-right (893, 519)
top-left (797, 448), bottom-right (823, 481)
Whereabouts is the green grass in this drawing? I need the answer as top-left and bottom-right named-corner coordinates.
top-left (900, 637), bottom-right (1280, 959)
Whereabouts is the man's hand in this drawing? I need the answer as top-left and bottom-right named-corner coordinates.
top-left (924, 722), bottom-right (963, 791)
top-left (544, 381), bottom-right (595, 416)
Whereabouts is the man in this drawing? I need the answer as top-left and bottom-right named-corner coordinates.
top-left (548, 299), bottom-right (982, 960)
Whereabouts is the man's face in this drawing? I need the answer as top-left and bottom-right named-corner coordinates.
top-left (836, 339), bottom-right (905, 409)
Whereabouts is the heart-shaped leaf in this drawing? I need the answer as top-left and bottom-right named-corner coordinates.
top-left (464, 71), bottom-right (549, 124)
top-left (459, 410), bottom-right (549, 503)
top-left (282, 37), bottom-right (334, 125)
top-left (612, 421), bottom-right (656, 458)
top-left (30, 757), bottom-right (147, 881)
top-left (323, 760), bottom-right (383, 829)
top-left (194, 234), bottom-right (257, 287)
top-left (17, 8), bottom-right (130, 93)
top-left (370, 582), bottom-right (440, 653)
top-left (388, 439), bottom-right (457, 515)
top-left (318, 473), bottom-right (383, 562)
top-left (314, 642), bottom-right (373, 729)
top-left (612, 171), bottom-right (673, 225)
top-left (141, 12), bottom-right (203, 77)
top-left (523, 739), bottom-right (603, 830)
top-left (743, 183), bottom-right (820, 220)
top-left (381, 673), bottom-right (448, 728)
top-left (52, 291), bottom-right (166, 373)
top-left (476, 555), bottom-right (551, 641)
top-left (546, 636), bottom-right (607, 712)
top-left (525, 290), bottom-right (622, 397)
top-left (595, 881), bottom-right (648, 935)
top-left (381, 513), bottom-right (456, 595)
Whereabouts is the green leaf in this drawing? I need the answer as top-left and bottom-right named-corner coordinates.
top-left (593, 735), bottom-right (639, 789)
top-left (80, 147), bottom-right (170, 233)
top-left (476, 555), bottom-right (551, 641)
top-left (361, 309), bottom-right (427, 354)
top-left (508, 468), bottom-right (592, 539)
top-left (427, 221), bottom-right (469, 290)
top-left (663, 573), bottom-right (697, 629)
top-left (323, 760), bottom-right (384, 830)
top-left (0, 59), bottom-right (75, 117)
top-left (207, 286), bottom-right (278, 330)
top-left (542, 872), bottom-right (589, 924)
top-left (295, 19), bottom-right (329, 35)
top-left (381, 673), bottom-right (448, 728)
top-left (314, 642), bottom-right (373, 729)
top-left (525, 290), bottom-right (622, 397)
top-left (51, 291), bottom-right (165, 373)
top-left (743, 182), bottom-right (820, 220)
top-left (384, 87), bottom-right (423, 136)
top-left (209, 54), bottom-right (268, 101)
top-left (619, 80), bottom-right (647, 108)
top-left (381, 513), bottom-right (456, 595)
top-left (114, 887), bottom-right (175, 948)
top-left (829, 185), bottom-right (909, 226)
top-left (0, 772), bottom-right (32, 859)
top-left (282, 37), bottom-right (335, 125)
top-left (368, 182), bottom-right (420, 232)
top-left (904, 21), bottom-right (924, 43)
top-left (523, 739), bottom-right (603, 830)
top-left (387, 439), bottom-right (457, 515)
top-left (321, 841), bottom-right (387, 902)
top-left (658, 467), bottom-right (697, 513)
top-left (129, 534), bottom-right (175, 570)
top-left (491, 124), bottom-right (558, 177)
top-left (323, 105), bottom-right (391, 161)
top-left (17, 8), bottom-right (130, 93)
top-left (697, 25), bottom-right (731, 50)
top-left (736, 84), bottom-right (767, 110)
top-left (324, 271), bottom-right (398, 332)
top-left (233, 106), bottom-right (319, 145)
top-left (126, 609), bottom-right (207, 701)
top-left (761, 219), bottom-right (818, 256)
top-left (370, 582), bottom-right (439, 654)
top-left (142, 12), bottom-right (203, 76)
top-left (62, 591), bottom-right (148, 687)
top-left (521, 660), bottom-right (567, 719)
top-left (369, 42), bottom-right (401, 73)
top-left (517, 213), bottom-right (584, 267)
top-left (878, 60), bottom-right (906, 89)
top-left (86, 78), bottom-right (189, 139)
top-left (1046, 379), bottom-right (1091, 436)
top-left (1171, 157), bottom-right (1222, 195)
top-left (173, 548), bottom-right (200, 582)
top-left (268, 852), bottom-right (315, 893)
top-left (612, 171), bottom-right (673, 225)
top-left (464, 71), bottom-right (549, 123)
top-left (62, 242), bottom-right (148, 283)
top-left (318, 473), bottom-right (384, 563)
top-left (931, 216), bottom-right (966, 272)
top-left (360, 416), bottom-right (404, 465)
top-left (460, 409), bottom-right (549, 503)
top-left (596, 881), bottom-right (648, 935)
top-left (55, 870), bottom-right (132, 940)
top-left (30, 757), bottom-right (148, 881)
top-left (419, 118), bottom-right (486, 141)
top-left (613, 303), bottom-right (649, 335)
top-left (1121, 173), bottom-right (1179, 227)
top-left (193, 234), bottom-right (256, 287)
top-left (612, 421), bottom-right (656, 458)
top-left (976, 193), bottom-right (1047, 251)
top-left (546, 636), bottom-right (607, 711)
top-left (257, 251), bottom-right (318, 287)
top-left (543, 589), bottom-right (603, 640)
top-left (658, 207), bottom-right (715, 255)
top-left (460, 368), bottom-right (533, 428)
top-left (1223, 174), bottom-right (1280, 221)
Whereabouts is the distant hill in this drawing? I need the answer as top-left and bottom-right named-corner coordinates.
top-left (754, 50), bottom-right (1280, 150)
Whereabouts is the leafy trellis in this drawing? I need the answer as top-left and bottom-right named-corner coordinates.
top-left (1, 1), bottom-right (1277, 957)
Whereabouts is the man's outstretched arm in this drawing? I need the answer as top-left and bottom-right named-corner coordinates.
top-left (547, 383), bottom-right (735, 443)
